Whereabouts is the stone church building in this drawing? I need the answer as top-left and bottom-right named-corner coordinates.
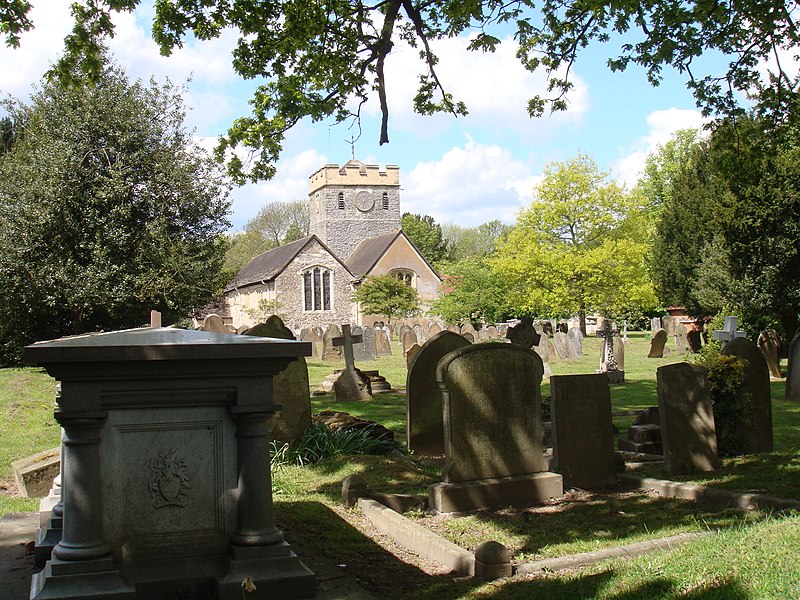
top-left (224, 160), bottom-right (442, 330)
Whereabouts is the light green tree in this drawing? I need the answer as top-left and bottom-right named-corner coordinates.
top-left (493, 154), bottom-right (657, 333)
top-left (351, 275), bottom-right (420, 322)
top-left (428, 257), bottom-right (511, 325)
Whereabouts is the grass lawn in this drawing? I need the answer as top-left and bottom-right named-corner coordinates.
top-left (2, 330), bottom-right (799, 598)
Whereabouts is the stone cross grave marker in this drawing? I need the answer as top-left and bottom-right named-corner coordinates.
top-left (712, 316), bottom-right (747, 344)
top-left (333, 324), bottom-right (363, 372)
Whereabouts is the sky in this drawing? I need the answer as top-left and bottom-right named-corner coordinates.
top-left (0, 3), bottom-right (714, 232)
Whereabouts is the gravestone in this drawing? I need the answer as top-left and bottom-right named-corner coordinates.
top-left (351, 325), bottom-right (368, 362)
top-left (242, 316), bottom-right (312, 443)
top-left (675, 327), bottom-right (690, 354)
top-left (612, 334), bottom-right (625, 371)
top-left (322, 324), bottom-right (342, 360)
top-left (712, 315), bottom-right (747, 344)
top-left (149, 310), bottom-right (161, 328)
top-left (485, 325), bottom-right (500, 340)
top-left (428, 323), bottom-right (442, 337)
top-left (757, 329), bottom-right (782, 379)
top-left (12, 447), bottom-right (61, 498)
top-left (651, 317), bottom-right (662, 332)
top-left (361, 326), bottom-right (377, 361)
top-left (461, 331), bottom-right (475, 343)
top-left (401, 329), bottom-right (418, 355)
top-left (375, 328), bottom-right (392, 356)
top-left (447, 324), bottom-right (461, 334)
top-left (662, 315), bottom-right (676, 336)
top-left (506, 317), bottom-right (541, 348)
top-left (332, 324), bottom-right (371, 402)
top-left (405, 343), bottom-right (422, 367)
top-left (599, 323), bottom-right (624, 383)
top-left (428, 345), bottom-right (563, 513)
top-left (413, 324), bottom-right (425, 345)
top-left (460, 323), bottom-right (478, 341)
top-left (298, 328), bottom-right (319, 359)
top-left (406, 331), bottom-right (472, 456)
top-left (550, 374), bottom-right (615, 489)
top-left (787, 328), bottom-right (800, 402)
top-left (552, 332), bottom-right (571, 360)
top-left (687, 329), bottom-right (703, 353)
top-left (566, 328), bottom-right (582, 359)
top-left (533, 326), bottom-right (550, 362)
top-left (721, 337), bottom-right (773, 454)
top-left (657, 363), bottom-right (719, 475)
top-left (201, 313), bottom-right (227, 333)
top-left (648, 329), bottom-right (668, 358)
top-left (24, 328), bottom-right (315, 600)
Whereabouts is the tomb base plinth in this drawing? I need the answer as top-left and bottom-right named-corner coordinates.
top-left (217, 542), bottom-right (316, 599)
top-left (428, 472), bottom-right (563, 514)
top-left (31, 556), bottom-right (134, 600)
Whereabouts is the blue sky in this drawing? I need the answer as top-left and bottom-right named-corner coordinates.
top-left (1, 3), bottom-right (713, 231)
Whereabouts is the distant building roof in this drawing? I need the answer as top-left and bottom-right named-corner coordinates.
top-left (224, 235), bottom-right (349, 292)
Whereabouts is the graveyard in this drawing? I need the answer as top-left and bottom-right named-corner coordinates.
top-left (2, 327), bottom-right (799, 598)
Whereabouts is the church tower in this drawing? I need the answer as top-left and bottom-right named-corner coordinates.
top-left (308, 160), bottom-right (401, 260)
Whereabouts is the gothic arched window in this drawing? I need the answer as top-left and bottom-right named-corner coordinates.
top-left (303, 267), bottom-right (332, 311)
top-left (391, 269), bottom-right (415, 288)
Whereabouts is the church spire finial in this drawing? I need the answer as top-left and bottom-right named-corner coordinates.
top-left (346, 135), bottom-right (356, 160)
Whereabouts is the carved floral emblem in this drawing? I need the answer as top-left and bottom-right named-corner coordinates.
top-left (149, 448), bottom-right (190, 508)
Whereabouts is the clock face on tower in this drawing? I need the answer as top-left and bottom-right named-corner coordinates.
top-left (355, 190), bottom-right (374, 212)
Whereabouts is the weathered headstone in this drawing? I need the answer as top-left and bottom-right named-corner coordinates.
top-left (485, 325), bottom-right (500, 340)
top-left (149, 310), bottom-right (161, 328)
top-left (406, 331), bottom-right (472, 456)
top-left (506, 318), bottom-right (541, 349)
top-left (720, 337), bottom-right (773, 454)
top-left (413, 324), bottom-right (425, 345)
top-left (550, 374), bottom-right (615, 489)
top-left (612, 333), bottom-right (625, 371)
top-left (322, 324), bottom-right (342, 360)
top-left (428, 345), bottom-right (563, 513)
top-left (298, 328), bottom-right (319, 359)
top-left (687, 329), bottom-right (703, 353)
top-left (460, 323), bottom-right (478, 341)
top-left (662, 315), bottom-right (676, 336)
top-left (552, 332), bottom-right (571, 360)
top-left (375, 328), bottom-right (392, 356)
top-left (675, 327), bottom-right (690, 354)
top-left (201, 313), bottom-right (226, 333)
top-left (361, 326), bottom-right (377, 361)
top-left (242, 316), bottom-right (312, 443)
top-left (533, 325), bottom-right (550, 362)
top-left (651, 316), bottom-right (662, 332)
top-left (648, 329), bottom-right (668, 358)
top-left (12, 447), bottom-right (61, 498)
top-left (757, 329), bottom-right (782, 379)
top-left (405, 343), bottom-right (422, 367)
top-left (351, 325), bottom-right (368, 362)
top-left (657, 363), bottom-right (719, 475)
top-left (566, 328), bottom-right (582, 359)
top-left (599, 323), bottom-right (624, 383)
top-left (787, 328), bottom-right (800, 402)
top-left (428, 323), bottom-right (442, 337)
top-left (401, 328), bottom-right (418, 355)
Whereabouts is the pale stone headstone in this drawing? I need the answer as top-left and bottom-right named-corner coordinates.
top-left (428, 323), bottom-right (442, 337)
top-left (428, 345), bottom-right (563, 513)
top-left (787, 328), bottom-right (800, 402)
top-left (446, 324), bottom-right (461, 333)
top-left (361, 326), bottom-right (377, 361)
top-left (461, 332), bottom-right (475, 343)
top-left (149, 310), bottom-right (162, 328)
top-left (413, 324), bottom-right (425, 345)
top-left (675, 327), bottom-right (690, 354)
top-left (550, 374), bottom-right (615, 489)
top-left (657, 363), bottom-right (719, 475)
top-left (651, 316), bottom-right (662, 332)
top-left (566, 329), bottom-right (582, 359)
top-left (351, 325), bottom-right (368, 362)
top-left (460, 323), bottom-right (478, 341)
top-left (552, 332), bottom-right (571, 360)
top-left (406, 331), bottom-right (471, 456)
top-left (242, 316), bottom-right (312, 443)
top-left (533, 326), bottom-right (550, 362)
top-left (485, 325), bottom-right (499, 340)
top-left (757, 329), bottom-right (782, 379)
top-left (401, 329), bottom-right (418, 355)
top-left (298, 328), bottom-right (319, 359)
top-left (405, 343), bottom-right (421, 367)
top-left (375, 328), bottom-right (392, 356)
top-left (648, 329), bottom-right (668, 358)
top-left (721, 336), bottom-right (773, 454)
top-left (612, 334), bottom-right (625, 371)
top-left (662, 315), bottom-right (675, 336)
top-left (322, 324), bottom-right (342, 360)
top-left (12, 447), bottom-right (61, 498)
top-left (201, 313), bottom-right (226, 333)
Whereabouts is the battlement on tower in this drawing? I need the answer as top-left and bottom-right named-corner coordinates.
top-left (309, 160), bottom-right (400, 194)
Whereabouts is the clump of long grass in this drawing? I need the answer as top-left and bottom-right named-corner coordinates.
top-left (270, 423), bottom-right (399, 469)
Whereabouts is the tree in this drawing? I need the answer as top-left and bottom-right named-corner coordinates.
top-left (428, 257), bottom-right (511, 325)
top-left (493, 154), bottom-right (657, 332)
top-left (246, 200), bottom-right (309, 246)
top-left (5, 1), bottom-right (796, 181)
top-left (351, 274), bottom-right (420, 322)
top-left (0, 60), bottom-right (230, 365)
top-left (442, 220), bottom-right (510, 262)
top-left (401, 213), bottom-right (448, 265)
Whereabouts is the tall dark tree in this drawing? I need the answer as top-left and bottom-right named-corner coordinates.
top-left (4, 1), bottom-right (797, 181)
top-left (0, 60), bottom-right (230, 364)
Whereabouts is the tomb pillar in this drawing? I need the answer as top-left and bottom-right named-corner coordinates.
top-left (52, 413), bottom-right (111, 561)
top-left (229, 410), bottom-right (283, 547)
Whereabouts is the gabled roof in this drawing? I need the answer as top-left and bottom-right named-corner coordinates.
top-left (224, 235), bottom-right (351, 292)
top-left (345, 229), bottom-right (443, 281)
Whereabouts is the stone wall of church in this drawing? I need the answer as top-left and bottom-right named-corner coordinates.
top-left (276, 239), bottom-right (354, 331)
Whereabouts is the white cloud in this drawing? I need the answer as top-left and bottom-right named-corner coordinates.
top-left (612, 108), bottom-right (706, 187)
top-left (403, 137), bottom-right (537, 227)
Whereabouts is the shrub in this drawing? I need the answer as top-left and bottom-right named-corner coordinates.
top-left (270, 423), bottom-right (399, 468)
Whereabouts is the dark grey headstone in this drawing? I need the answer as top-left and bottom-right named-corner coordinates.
top-left (721, 337), bottom-right (773, 454)
top-left (406, 331), bottom-right (471, 456)
top-left (687, 330), bottom-right (702, 353)
top-left (322, 324), bottom-right (342, 360)
top-left (550, 374), bottom-right (615, 488)
top-left (657, 362), bottom-right (719, 475)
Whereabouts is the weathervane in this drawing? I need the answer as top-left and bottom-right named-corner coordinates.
top-left (345, 135), bottom-right (356, 160)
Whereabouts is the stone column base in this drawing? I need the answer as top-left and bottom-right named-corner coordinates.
top-left (31, 556), bottom-right (135, 600)
top-left (429, 472), bottom-right (564, 514)
top-left (217, 542), bottom-right (316, 600)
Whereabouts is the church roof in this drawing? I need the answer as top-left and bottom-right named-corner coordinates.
top-left (345, 231), bottom-right (400, 278)
top-left (224, 235), bottom-right (350, 292)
